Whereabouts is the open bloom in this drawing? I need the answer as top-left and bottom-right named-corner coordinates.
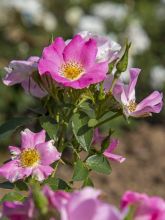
top-left (113, 68), bottom-right (163, 117)
top-left (121, 191), bottom-right (165, 220)
top-left (38, 34), bottom-right (109, 89)
top-left (44, 186), bottom-right (122, 220)
top-left (103, 139), bottom-right (126, 163)
top-left (0, 129), bottom-right (61, 182)
top-left (79, 31), bottom-right (121, 63)
top-left (3, 56), bottom-right (47, 98)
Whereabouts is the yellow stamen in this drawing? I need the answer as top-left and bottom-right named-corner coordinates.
top-left (127, 100), bottom-right (137, 112)
top-left (20, 149), bottom-right (40, 167)
top-left (61, 62), bottom-right (84, 80)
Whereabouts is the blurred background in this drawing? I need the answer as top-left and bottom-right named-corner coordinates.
top-left (0, 0), bottom-right (165, 204)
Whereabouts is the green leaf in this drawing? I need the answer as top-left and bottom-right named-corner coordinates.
top-left (116, 41), bottom-right (131, 74)
top-left (72, 160), bottom-right (88, 181)
top-left (44, 177), bottom-right (70, 191)
top-left (101, 137), bottom-right (110, 152)
top-left (86, 154), bottom-right (111, 175)
top-left (83, 177), bottom-right (94, 187)
top-left (39, 116), bottom-right (59, 140)
top-left (88, 118), bottom-right (98, 128)
top-left (14, 181), bottom-right (28, 191)
top-left (0, 192), bottom-right (24, 203)
top-left (0, 117), bottom-right (30, 139)
top-left (72, 112), bottom-right (93, 151)
top-left (79, 102), bottom-right (96, 118)
top-left (0, 181), bottom-right (14, 189)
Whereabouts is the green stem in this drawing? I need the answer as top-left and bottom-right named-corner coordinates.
top-left (94, 112), bottom-right (121, 128)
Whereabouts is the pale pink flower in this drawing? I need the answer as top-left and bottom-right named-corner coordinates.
top-left (113, 68), bottom-right (163, 117)
top-left (0, 129), bottom-right (61, 182)
top-left (44, 186), bottom-right (122, 220)
top-left (3, 56), bottom-right (47, 98)
top-left (79, 31), bottom-right (121, 63)
top-left (121, 191), bottom-right (165, 220)
top-left (103, 139), bottom-right (126, 163)
top-left (38, 34), bottom-right (109, 89)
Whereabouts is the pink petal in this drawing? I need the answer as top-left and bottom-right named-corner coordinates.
top-left (127, 68), bottom-right (141, 101)
top-left (38, 37), bottom-right (65, 76)
top-left (32, 165), bottom-right (53, 181)
top-left (38, 59), bottom-right (59, 76)
top-left (35, 141), bottom-right (61, 165)
top-left (94, 203), bottom-right (122, 220)
top-left (52, 37), bottom-right (66, 54)
top-left (103, 152), bottom-right (126, 163)
top-left (136, 91), bottom-right (163, 113)
top-left (103, 139), bottom-right (125, 163)
top-left (0, 160), bottom-right (32, 182)
top-left (42, 43), bottom-right (63, 66)
top-left (21, 129), bottom-right (46, 149)
top-left (79, 38), bottom-right (97, 68)
top-left (63, 35), bottom-right (84, 63)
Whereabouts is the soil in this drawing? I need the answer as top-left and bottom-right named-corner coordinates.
top-left (0, 122), bottom-right (165, 207)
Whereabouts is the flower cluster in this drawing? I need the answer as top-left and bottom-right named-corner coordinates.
top-left (0, 31), bottom-right (164, 219)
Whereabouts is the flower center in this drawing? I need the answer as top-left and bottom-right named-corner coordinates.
top-left (20, 149), bottom-right (40, 167)
top-left (127, 100), bottom-right (137, 112)
top-left (61, 62), bottom-right (84, 80)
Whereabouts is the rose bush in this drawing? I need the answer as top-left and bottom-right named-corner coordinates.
top-left (0, 31), bottom-right (163, 219)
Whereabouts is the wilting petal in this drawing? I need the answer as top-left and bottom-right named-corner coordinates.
top-left (9, 146), bottom-right (21, 157)
top-left (36, 140), bottom-right (61, 165)
top-left (79, 31), bottom-right (121, 63)
top-left (3, 57), bottom-right (39, 86)
top-left (103, 74), bottom-right (114, 92)
top-left (21, 78), bottom-right (47, 98)
top-left (21, 129), bottom-right (46, 149)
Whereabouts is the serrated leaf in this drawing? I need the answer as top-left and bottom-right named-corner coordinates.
top-left (39, 116), bottom-right (58, 140)
top-left (44, 177), bottom-right (70, 191)
top-left (0, 181), bottom-right (14, 189)
top-left (72, 112), bottom-right (93, 151)
top-left (86, 154), bottom-right (111, 174)
top-left (0, 192), bottom-right (24, 203)
top-left (72, 160), bottom-right (88, 181)
top-left (0, 117), bottom-right (31, 139)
